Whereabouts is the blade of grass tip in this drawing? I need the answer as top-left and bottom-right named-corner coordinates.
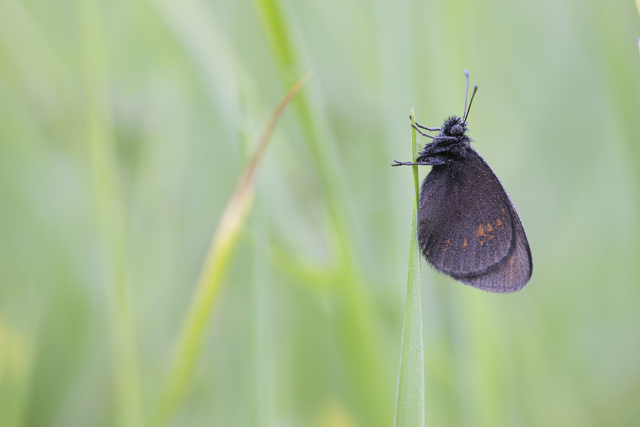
top-left (77, 1), bottom-right (143, 426)
top-left (148, 72), bottom-right (311, 427)
top-left (410, 108), bottom-right (421, 201)
top-left (394, 109), bottom-right (425, 427)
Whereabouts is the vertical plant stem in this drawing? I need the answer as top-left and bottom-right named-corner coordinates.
top-left (77, 1), bottom-right (143, 426)
top-left (394, 109), bottom-right (425, 427)
top-left (410, 111), bottom-right (421, 202)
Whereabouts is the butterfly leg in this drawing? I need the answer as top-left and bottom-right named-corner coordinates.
top-left (415, 123), bottom-right (440, 132)
top-left (409, 115), bottom-right (441, 132)
top-left (411, 124), bottom-right (436, 139)
top-left (391, 159), bottom-right (445, 167)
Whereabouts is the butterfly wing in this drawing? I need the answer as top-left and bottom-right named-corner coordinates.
top-left (417, 147), bottom-right (532, 292)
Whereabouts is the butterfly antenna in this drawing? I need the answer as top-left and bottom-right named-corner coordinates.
top-left (462, 70), bottom-right (470, 120)
top-left (463, 85), bottom-right (478, 123)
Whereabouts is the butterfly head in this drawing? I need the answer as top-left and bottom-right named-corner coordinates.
top-left (442, 116), bottom-right (468, 137)
top-left (436, 116), bottom-right (471, 145)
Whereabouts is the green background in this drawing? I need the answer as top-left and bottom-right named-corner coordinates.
top-left (1, 0), bottom-right (640, 426)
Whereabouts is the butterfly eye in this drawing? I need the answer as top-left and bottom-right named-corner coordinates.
top-left (451, 124), bottom-right (464, 135)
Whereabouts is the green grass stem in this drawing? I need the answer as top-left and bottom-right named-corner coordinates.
top-left (77, 1), bottom-right (143, 426)
top-left (394, 109), bottom-right (425, 427)
top-left (253, 1), bottom-right (392, 424)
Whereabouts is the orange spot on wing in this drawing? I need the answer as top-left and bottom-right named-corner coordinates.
top-left (443, 238), bottom-right (451, 250)
top-left (486, 223), bottom-right (495, 239)
top-left (476, 224), bottom-right (486, 246)
top-left (496, 218), bottom-right (504, 230)
top-left (462, 239), bottom-right (468, 251)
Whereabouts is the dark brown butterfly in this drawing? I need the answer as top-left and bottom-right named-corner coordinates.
top-left (392, 71), bottom-right (532, 292)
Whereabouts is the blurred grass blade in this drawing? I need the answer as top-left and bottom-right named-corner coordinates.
top-left (78, 1), bottom-right (143, 426)
top-left (254, 0), bottom-right (393, 424)
top-left (149, 72), bottom-right (311, 427)
top-left (394, 109), bottom-right (425, 427)
top-left (0, 324), bottom-right (33, 427)
top-left (251, 202), bottom-right (274, 427)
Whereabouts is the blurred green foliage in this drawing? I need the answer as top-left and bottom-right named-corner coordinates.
top-left (1, 0), bottom-right (640, 426)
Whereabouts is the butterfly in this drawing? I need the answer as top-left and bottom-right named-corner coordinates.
top-left (392, 71), bottom-right (532, 292)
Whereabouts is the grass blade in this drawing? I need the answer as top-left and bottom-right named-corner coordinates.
top-left (254, 1), bottom-right (393, 424)
top-left (77, 1), bottom-right (143, 426)
top-left (148, 73), bottom-right (311, 427)
top-left (394, 108), bottom-right (425, 427)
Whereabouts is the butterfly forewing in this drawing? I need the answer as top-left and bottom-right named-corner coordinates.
top-left (417, 147), bottom-right (532, 292)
